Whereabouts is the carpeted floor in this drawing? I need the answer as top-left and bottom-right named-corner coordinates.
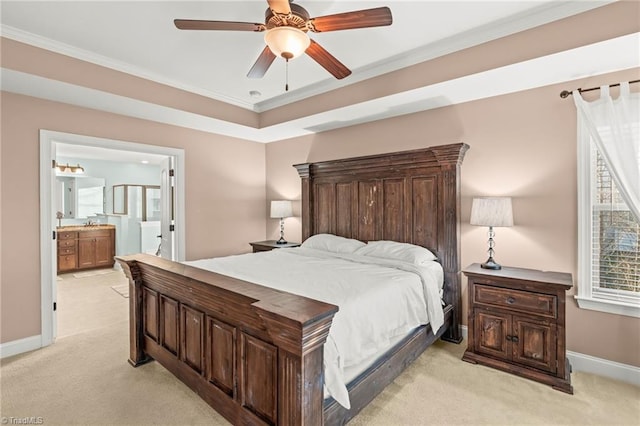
top-left (1, 271), bottom-right (639, 425)
top-left (55, 269), bottom-right (129, 338)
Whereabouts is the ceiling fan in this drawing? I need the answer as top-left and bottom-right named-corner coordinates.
top-left (174, 0), bottom-right (392, 82)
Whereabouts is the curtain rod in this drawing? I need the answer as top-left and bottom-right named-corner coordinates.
top-left (559, 79), bottom-right (640, 98)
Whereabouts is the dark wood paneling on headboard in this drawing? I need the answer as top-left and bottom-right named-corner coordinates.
top-left (294, 143), bottom-right (469, 342)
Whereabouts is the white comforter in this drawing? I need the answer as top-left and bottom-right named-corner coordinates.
top-left (186, 247), bottom-right (444, 409)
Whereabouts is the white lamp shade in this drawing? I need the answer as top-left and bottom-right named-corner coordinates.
top-left (270, 200), bottom-right (293, 218)
top-left (470, 197), bottom-right (513, 227)
top-left (264, 27), bottom-right (310, 59)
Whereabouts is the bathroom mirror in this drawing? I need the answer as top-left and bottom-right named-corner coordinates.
top-left (57, 176), bottom-right (105, 219)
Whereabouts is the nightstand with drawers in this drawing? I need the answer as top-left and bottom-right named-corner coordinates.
top-left (249, 240), bottom-right (301, 253)
top-left (462, 263), bottom-right (573, 394)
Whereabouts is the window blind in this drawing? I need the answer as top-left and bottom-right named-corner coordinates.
top-left (591, 149), bottom-right (640, 302)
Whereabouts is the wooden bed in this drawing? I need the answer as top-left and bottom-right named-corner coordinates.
top-left (117, 142), bottom-right (468, 425)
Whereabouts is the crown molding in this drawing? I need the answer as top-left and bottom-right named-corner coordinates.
top-left (0, 25), bottom-right (257, 111)
top-left (3, 31), bottom-right (636, 144)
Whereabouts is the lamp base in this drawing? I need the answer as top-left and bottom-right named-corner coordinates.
top-left (276, 217), bottom-right (287, 244)
top-left (480, 257), bottom-right (502, 270)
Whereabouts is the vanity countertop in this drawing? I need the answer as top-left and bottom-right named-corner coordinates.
top-left (57, 224), bottom-right (115, 232)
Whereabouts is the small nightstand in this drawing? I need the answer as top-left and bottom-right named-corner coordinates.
top-left (462, 263), bottom-right (573, 394)
top-left (249, 240), bottom-right (301, 253)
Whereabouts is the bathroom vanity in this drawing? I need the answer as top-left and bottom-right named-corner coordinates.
top-left (57, 225), bottom-right (115, 274)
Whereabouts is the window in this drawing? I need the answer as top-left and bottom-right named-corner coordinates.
top-left (576, 96), bottom-right (640, 318)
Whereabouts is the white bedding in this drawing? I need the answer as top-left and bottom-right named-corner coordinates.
top-left (185, 247), bottom-right (444, 409)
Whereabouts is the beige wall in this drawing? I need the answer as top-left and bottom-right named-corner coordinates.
top-left (265, 68), bottom-right (640, 367)
top-left (0, 92), bottom-right (266, 343)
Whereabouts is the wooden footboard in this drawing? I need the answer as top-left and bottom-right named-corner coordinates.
top-left (118, 254), bottom-right (338, 426)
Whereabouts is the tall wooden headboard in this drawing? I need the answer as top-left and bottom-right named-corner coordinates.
top-left (294, 143), bottom-right (469, 342)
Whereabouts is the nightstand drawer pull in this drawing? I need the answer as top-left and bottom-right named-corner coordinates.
top-left (506, 296), bottom-right (516, 304)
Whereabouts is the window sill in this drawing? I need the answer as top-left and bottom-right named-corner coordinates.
top-left (575, 296), bottom-right (640, 318)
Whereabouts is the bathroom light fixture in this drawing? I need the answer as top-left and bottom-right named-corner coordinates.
top-left (470, 197), bottom-right (513, 270)
top-left (54, 161), bottom-right (85, 174)
top-left (270, 200), bottom-right (293, 244)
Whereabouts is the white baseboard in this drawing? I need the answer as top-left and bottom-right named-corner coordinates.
top-left (3, 327), bottom-right (638, 388)
top-left (567, 350), bottom-right (640, 387)
top-left (458, 325), bottom-right (639, 387)
top-left (0, 335), bottom-right (43, 359)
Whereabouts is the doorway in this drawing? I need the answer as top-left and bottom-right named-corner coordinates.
top-left (39, 130), bottom-right (185, 347)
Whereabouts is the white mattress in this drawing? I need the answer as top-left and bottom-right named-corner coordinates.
top-left (186, 247), bottom-right (444, 409)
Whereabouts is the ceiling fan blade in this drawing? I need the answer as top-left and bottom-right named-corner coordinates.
top-left (309, 7), bottom-right (392, 32)
top-left (267, 0), bottom-right (291, 15)
top-left (174, 19), bottom-right (265, 32)
top-left (247, 46), bottom-right (277, 78)
top-left (305, 39), bottom-right (351, 80)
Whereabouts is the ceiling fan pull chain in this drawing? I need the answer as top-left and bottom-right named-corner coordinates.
top-left (285, 58), bottom-right (289, 92)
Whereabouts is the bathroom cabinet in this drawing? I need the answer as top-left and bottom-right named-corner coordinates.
top-left (57, 226), bottom-right (115, 274)
top-left (77, 229), bottom-right (115, 269)
top-left (57, 230), bottom-right (78, 272)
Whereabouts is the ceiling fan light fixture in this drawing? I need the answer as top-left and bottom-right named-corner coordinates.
top-left (264, 26), bottom-right (310, 60)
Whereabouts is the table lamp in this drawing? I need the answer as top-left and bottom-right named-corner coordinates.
top-left (270, 200), bottom-right (293, 244)
top-left (470, 197), bottom-right (513, 270)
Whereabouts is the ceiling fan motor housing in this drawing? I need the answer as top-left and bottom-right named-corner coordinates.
top-left (265, 3), bottom-right (310, 30)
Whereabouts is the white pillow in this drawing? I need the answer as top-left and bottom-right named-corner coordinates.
top-left (355, 240), bottom-right (437, 264)
top-left (301, 234), bottom-right (366, 254)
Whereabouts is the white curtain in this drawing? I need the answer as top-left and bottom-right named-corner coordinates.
top-left (573, 82), bottom-right (640, 221)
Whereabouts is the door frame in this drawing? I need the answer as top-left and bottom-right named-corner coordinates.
top-left (39, 129), bottom-right (186, 347)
